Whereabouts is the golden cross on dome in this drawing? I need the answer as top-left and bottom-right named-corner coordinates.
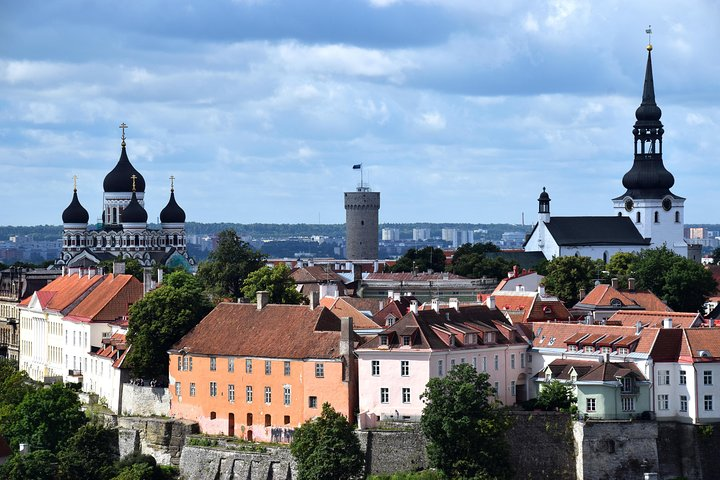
top-left (170, 175), bottom-right (175, 192)
top-left (119, 122), bottom-right (128, 146)
top-left (73, 175), bottom-right (78, 192)
top-left (131, 174), bottom-right (137, 192)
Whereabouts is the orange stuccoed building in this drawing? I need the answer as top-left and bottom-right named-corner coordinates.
top-left (168, 292), bottom-right (359, 443)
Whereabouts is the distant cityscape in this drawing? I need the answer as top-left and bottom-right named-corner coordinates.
top-left (1, 223), bottom-right (718, 266)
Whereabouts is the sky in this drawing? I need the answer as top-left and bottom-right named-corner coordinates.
top-left (1, 1), bottom-right (719, 226)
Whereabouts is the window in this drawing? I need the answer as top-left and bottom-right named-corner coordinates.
top-left (621, 377), bottom-right (633, 393)
top-left (705, 395), bottom-right (714, 411)
top-left (621, 397), bottom-right (635, 412)
top-left (264, 386), bottom-right (272, 404)
top-left (680, 395), bottom-right (688, 413)
top-left (402, 387), bottom-right (411, 403)
top-left (309, 396), bottom-right (318, 408)
top-left (210, 382), bottom-right (217, 397)
top-left (654, 211), bottom-right (659, 223)
top-left (284, 385), bottom-right (291, 406)
top-left (402, 336), bottom-right (410, 346)
top-left (520, 353), bottom-right (525, 368)
top-left (636, 211), bottom-right (641, 223)
top-left (246, 359), bottom-right (253, 373)
top-left (675, 211), bottom-right (680, 223)
top-left (210, 357), bottom-right (216, 371)
top-left (190, 383), bottom-right (196, 397)
top-left (284, 415), bottom-right (290, 425)
top-left (210, 411), bottom-right (216, 420)
top-left (246, 386), bottom-right (253, 403)
top-left (510, 354), bottom-right (516, 369)
top-left (228, 358), bottom-right (234, 373)
top-left (568, 345), bottom-right (578, 352)
top-left (494, 382), bottom-right (499, 395)
top-left (586, 398), bottom-right (597, 412)
top-left (380, 335), bottom-right (388, 346)
top-left (658, 370), bottom-right (670, 385)
top-left (658, 394), bottom-right (669, 410)
top-left (265, 414), bottom-right (271, 427)
top-left (482, 357), bottom-right (487, 372)
top-left (265, 360), bottom-right (272, 375)
top-left (284, 361), bottom-right (291, 376)
top-left (679, 370), bottom-right (687, 385)
top-left (401, 361), bottom-right (409, 377)
top-left (438, 360), bottom-right (443, 376)
top-left (511, 381), bottom-right (516, 396)
top-left (228, 384), bottom-right (235, 403)
top-left (175, 382), bottom-right (181, 397)
top-left (380, 388), bottom-right (389, 404)
top-left (315, 363), bottom-right (324, 378)
top-left (704, 370), bottom-right (713, 385)
top-left (450, 359), bottom-right (455, 369)
top-left (472, 357), bottom-right (477, 370)
top-left (494, 355), bottom-right (499, 371)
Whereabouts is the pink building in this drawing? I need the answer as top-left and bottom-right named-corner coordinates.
top-left (355, 300), bottom-right (530, 427)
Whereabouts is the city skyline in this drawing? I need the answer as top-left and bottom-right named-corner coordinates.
top-left (2, 1), bottom-right (719, 226)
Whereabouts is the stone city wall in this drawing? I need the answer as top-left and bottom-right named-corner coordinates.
top-left (120, 384), bottom-right (170, 416)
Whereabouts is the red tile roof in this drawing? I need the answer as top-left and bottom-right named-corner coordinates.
top-left (576, 284), bottom-right (671, 312)
top-left (531, 323), bottom-right (659, 354)
top-left (318, 297), bottom-right (382, 329)
top-left (365, 272), bottom-right (468, 282)
top-left (22, 273), bottom-right (104, 312)
top-left (682, 329), bottom-right (720, 361)
top-left (608, 311), bottom-right (702, 329)
top-left (67, 275), bottom-right (142, 322)
top-left (172, 303), bottom-right (359, 359)
top-left (545, 358), bottom-right (646, 382)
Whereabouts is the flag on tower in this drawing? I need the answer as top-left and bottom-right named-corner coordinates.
top-left (352, 164), bottom-right (362, 169)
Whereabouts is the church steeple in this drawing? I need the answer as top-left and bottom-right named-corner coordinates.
top-left (615, 42), bottom-right (676, 200)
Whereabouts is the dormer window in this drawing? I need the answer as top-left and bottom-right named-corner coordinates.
top-left (545, 371), bottom-right (551, 381)
top-left (617, 347), bottom-right (629, 355)
top-left (568, 345), bottom-right (578, 352)
top-left (386, 315), bottom-right (396, 327)
top-left (584, 346), bottom-right (594, 353)
top-left (465, 333), bottom-right (476, 345)
top-left (484, 332), bottom-right (496, 344)
top-left (380, 335), bottom-right (388, 346)
top-left (449, 334), bottom-right (456, 346)
top-left (402, 336), bottom-right (411, 346)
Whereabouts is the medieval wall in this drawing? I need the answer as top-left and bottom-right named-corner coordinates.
top-left (120, 384), bottom-right (170, 416)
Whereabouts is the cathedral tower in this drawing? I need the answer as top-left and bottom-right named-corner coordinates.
top-left (612, 42), bottom-right (686, 254)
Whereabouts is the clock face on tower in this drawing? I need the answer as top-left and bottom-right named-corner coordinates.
top-left (624, 198), bottom-right (634, 212)
top-left (662, 197), bottom-right (672, 211)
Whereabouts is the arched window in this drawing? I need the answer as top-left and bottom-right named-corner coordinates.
top-left (173, 234), bottom-right (178, 246)
top-left (603, 251), bottom-right (609, 263)
top-left (636, 212), bottom-right (641, 223)
top-left (654, 211), bottom-right (659, 223)
top-left (135, 235), bottom-right (140, 247)
top-left (264, 414), bottom-right (271, 427)
top-left (675, 211), bottom-right (680, 223)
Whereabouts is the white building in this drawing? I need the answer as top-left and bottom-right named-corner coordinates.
top-left (412, 228), bottom-right (431, 241)
top-left (381, 228), bottom-right (400, 241)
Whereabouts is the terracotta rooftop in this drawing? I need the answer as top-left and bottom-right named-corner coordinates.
top-left (531, 322), bottom-right (659, 354)
top-left (608, 311), bottom-right (702, 329)
top-left (544, 358), bottom-right (646, 382)
top-left (365, 272), bottom-right (469, 282)
top-left (682, 328), bottom-right (720, 361)
top-left (291, 265), bottom-right (346, 284)
top-left (318, 296), bottom-right (382, 329)
top-left (172, 303), bottom-right (359, 359)
top-left (66, 274), bottom-right (142, 322)
top-left (21, 273), bottom-right (105, 313)
top-left (575, 284), bottom-right (671, 312)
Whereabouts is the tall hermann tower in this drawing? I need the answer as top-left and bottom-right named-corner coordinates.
top-left (344, 168), bottom-right (380, 260)
top-left (612, 38), bottom-right (688, 257)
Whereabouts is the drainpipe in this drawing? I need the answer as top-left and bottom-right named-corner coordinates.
top-left (695, 363), bottom-right (700, 423)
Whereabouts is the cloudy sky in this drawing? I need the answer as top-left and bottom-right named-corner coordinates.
top-left (2, 0), bottom-right (719, 226)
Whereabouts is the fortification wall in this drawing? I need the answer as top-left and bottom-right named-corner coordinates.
top-left (120, 384), bottom-right (170, 416)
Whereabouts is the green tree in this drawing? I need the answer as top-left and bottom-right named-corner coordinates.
top-left (126, 271), bottom-right (213, 379)
top-left (57, 422), bottom-right (119, 480)
top-left (420, 363), bottom-right (512, 480)
top-left (448, 243), bottom-right (518, 279)
top-left (241, 263), bottom-right (305, 304)
top-left (290, 402), bottom-right (364, 480)
top-left (392, 247), bottom-right (446, 273)
top-left (196, 229), bottom-right (266, 300)
top-left (0, 358), bottom-right (36, 407)
top-left (0, 449), bottom-right (58, 480)
top-left (542, 255), bottom-right (604, 306)
top-left (606, 252), bottom-right (637, 286)
top-left (2, 382), bottom-right (86, 452)
top-left (537, 380), bottom-right (577, 411)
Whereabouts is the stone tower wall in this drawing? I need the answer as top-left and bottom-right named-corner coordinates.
top-left (344, 191), bottom-right (380, 260)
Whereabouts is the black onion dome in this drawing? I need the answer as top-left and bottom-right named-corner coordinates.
top-left (62, 190), bottom-right (89, 224)
top-left (538, 187), bottom-right (550, 201)
top-left (122, 192), bottom-right (148, 223)
top-left (103, 145), bottom-right (146, 193)
top-left (635, 49), bottom-right (662, 123)
top-left (160, 191), bottom-right (186, 223)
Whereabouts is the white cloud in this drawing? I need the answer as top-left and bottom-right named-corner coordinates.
top-left (523, 13), bottom-right (540, 33)
top-left (418, 111), bottom-right (446, 130)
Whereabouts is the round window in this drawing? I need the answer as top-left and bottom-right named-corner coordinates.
top-left (624, 198), bottom-right (634, 212)
top-left (662, 197), bottom-right (672, 211)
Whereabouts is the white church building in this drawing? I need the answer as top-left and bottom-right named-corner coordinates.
top-left (525, 43), bottom-right (699, 262)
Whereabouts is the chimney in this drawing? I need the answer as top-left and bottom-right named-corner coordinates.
top-left (157, 269), bottom-right (164, 285)
top-left (579, 287), bottom-right (586, 300)
top-left (308, 258), bottom-right (314, 267)
top-left (257, 291), bottom-right (269, 310)
top-left (628, 277), bottom-right (636, 291)
top-left (143, 267), bottom-right (153, 295)
top-left (635, 321), bottom-right (643, 335)
top-left (431, 298), bottom-right (440, 313)
top-left (113, 262), bottom-right (125, 275)
top-left (710, 318), bottom-right (715, 328)
top-left (340, 316), bottom-right (353, 382)
top-left (611, 278), bottom-right (619, 289)
top-left (373, 260), bottom-right (379, 273)
top-left (393, 291), bottom-right (401, 302)
top-left (662, 318), bottom-right (673, 329)
top-left (449, 298), bottom-right (459, 311)
top-left (538, 285), bottom-right (546, 296)
top-left (486, 296), bottom-right (496, 309)
top-left (388, 290), bottom-right (394, 300)
top-left (297, 259), bottom-right (304, 268)
top-left (309, 291), bottom-right (320, 310)
top-left (410, 300), bottom-right (419, 314)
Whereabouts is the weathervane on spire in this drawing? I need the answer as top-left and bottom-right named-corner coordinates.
top-left (73, 175), bottom-right (78, 192)
top-left (119, 122), bottom-right (128, 146)
top-left (646, 25), bottom-right (653, 51)
top-left (131, 174), bottom-right (137, 192)
top-left (170, 175), bottom-right (175, 192)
